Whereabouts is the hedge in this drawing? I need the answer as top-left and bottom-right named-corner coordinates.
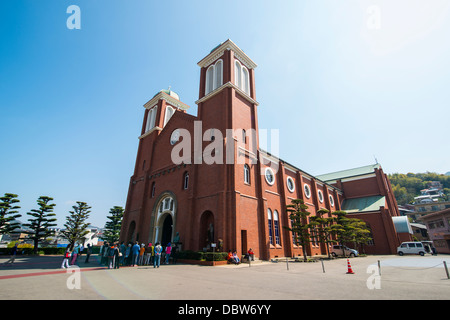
top-left (176, 250), bottom-right (228, 261)
top-left (0, 246), bottom-right (101, 256)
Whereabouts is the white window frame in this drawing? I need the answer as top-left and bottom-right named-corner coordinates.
top-left (273, 210), bottom-right (281, 245)
top-left (318, 190), bottom-right (324, 203)
top-left (268, 209), bottom-right (273, 245)
top-left (145, 106), bottom-right (157, 132)
top-left (244, 164), bottom-right (250, 184)
top-left (205, 59), bottom-right (223, 95)
top-left (265, 167), bottom-right (275, 186)
top-left (164, 106), bottom-right (175, 127)
top-left (234, 60), bottom-right (250, 95)
top-left (304, 184), bottom-right (311, 199)
top-left (286, 176), bottom-right (295, 193)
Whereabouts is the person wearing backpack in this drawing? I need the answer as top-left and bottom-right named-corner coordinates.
top-left (153, 243), bottom-right (162, 268)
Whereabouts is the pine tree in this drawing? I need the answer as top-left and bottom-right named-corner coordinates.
top-left (284, 199), bottom-right (311, 262)
top-left (330, 210), bottom-right (371, 257)
top-left (103, 206), bottom-right (124, 243)
top-left (0, 193), bottom-right (22, 235)
top-left (23, 196), bottom-right (57, 254)
top-left (309, 208), bottom-right (334, 258)
top-left (61, 201), bottom-right (91, 250)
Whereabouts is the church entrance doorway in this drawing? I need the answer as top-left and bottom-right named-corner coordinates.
top-left (161, 214), bottom-right (173, 246)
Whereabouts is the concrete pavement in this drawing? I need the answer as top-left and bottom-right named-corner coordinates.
top-left (0, 254), bottom-right (449, 300)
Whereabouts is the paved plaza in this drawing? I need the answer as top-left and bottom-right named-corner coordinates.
top-left (0, 254), bottom-right (449, 300)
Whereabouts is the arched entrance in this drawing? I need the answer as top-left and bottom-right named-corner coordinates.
top-left (161, 214), bottom-right (173, 246)
top-left (151, 193), bottom-right (177, 245)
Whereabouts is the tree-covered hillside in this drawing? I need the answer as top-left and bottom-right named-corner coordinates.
top-left (388, 172), bottom-right (450, 205)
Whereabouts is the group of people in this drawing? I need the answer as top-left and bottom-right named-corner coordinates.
top-left (61, 243), bottom-right (92, 268)
top-left (227, 248), bottom-right (254, 265)
top-left (98, 241), bottom-right (177, 269)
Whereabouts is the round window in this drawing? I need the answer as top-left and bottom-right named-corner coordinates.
top-left (170, 129), bottom-right (180, 145)
top-left (304, 184), bottom-right (311, 198)
top-left (318, 190), bottom-right (324, 203)
top-left (265, 168), bottom-right (275, 185)
top-left (286, 177), bottom-right (295, 192)
top-left (329, 195), bottom-right (334, 206)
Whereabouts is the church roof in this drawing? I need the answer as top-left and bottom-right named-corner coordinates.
top-left (316, 163), bottom-right (381, 183)
top-left (341, 195), bottom-right (386, 213)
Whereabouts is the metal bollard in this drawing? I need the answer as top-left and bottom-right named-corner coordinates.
top-left (378, 260), bottom-right (381, 276)
top-left (444, 261), bottom-right (450, 280)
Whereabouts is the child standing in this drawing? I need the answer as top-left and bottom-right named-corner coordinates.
top-left (61, 249), bottom-right (71, 268)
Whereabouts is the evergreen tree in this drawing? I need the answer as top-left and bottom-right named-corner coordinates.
top-left (61, 201), bottom-right (91, 250)
top-left (0, 193), bottom-right (21, 235)
top-left (23, 196), bottom-right (57, 254)
top-left (103, 206), bottom-right (124, 243)
top-left (330, 210), bottom-right (371, 257)
top-left (309, 208), bottom-right (334, 258)
top-left (284, 199), bottom-right (311, 262)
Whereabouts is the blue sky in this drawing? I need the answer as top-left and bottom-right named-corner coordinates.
top-left (1, 0), bottom-right (449, 228)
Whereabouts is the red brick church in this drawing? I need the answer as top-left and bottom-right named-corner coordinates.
top-left (120, 39), bottom-right (411, 259)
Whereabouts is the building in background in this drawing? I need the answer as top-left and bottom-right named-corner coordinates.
top-left (419, 208), bottom-right (450, 254)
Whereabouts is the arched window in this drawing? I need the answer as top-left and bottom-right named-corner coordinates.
top-left (273, 210), bottom-right (281, 245)
top-left (206, 65), bottom-right (214, 95)
top-left (268, 209), bottom-right (273, 245)
top-left (145, 106), bottom-right (157, 132)
top-left (234, 60), bottom-right (250, 96)
top-left (244, 164), bottom-right (250, 184)
top-left (242, 129), bottom-right (246, 143)
top-left (214, 60), bottom-right (223, 89)
top-left (183, 172), bottom-right (189, 190)
top-left (158, 195), bottom-right (175, 216)
top-left (205, 60), bottom-right (223, 95)
top-left (164, 106), bottom-right (175, 127)
top-left (235, 60), bottom-right (242, 89)
top-left (242, 67), bottom-right (250, 95)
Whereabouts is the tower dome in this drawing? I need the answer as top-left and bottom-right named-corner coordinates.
top-left (158, 87), bottom-right (180, 100)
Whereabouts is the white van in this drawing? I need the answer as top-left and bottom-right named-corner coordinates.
top-left (397, 242), bottom-right (426, 256)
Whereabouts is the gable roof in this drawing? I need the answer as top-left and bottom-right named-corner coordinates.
top-left (316, 164), bottom-right (381, 183)
top-left (341, 195), bottom-right (386, 213)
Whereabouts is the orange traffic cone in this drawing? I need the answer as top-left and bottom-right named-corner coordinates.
top-left (346, 259), bottom-right (355, 274)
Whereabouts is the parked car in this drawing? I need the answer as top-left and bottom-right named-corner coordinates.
top-left (397, 242), bottom-right (426, 256)
top-left (330, 245), bottom-right (359, 257)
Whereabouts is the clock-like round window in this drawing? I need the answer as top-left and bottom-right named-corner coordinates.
top-left (170, 129), bottom-right (180, 145)
top-left (265, 168), bottom-right (275, 185)
top-left (304, 184), bottom-right (311, 198)
top-left (318, 190), bottom-right (324, 203)
top-left (329, 195), bottom-right (334, 207)
top-left (286, 176), bottom-right (295, 193)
